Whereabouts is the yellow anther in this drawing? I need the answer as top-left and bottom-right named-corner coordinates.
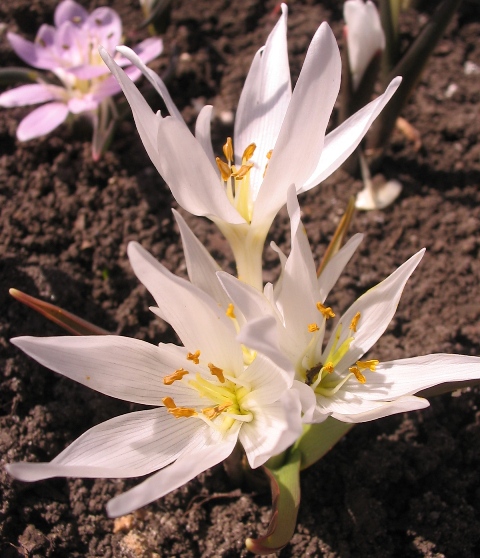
top-left (308, 323), bottom-right (319, 332)
top-left (216, 157), bottom-right (232, 181)
top-left (163, 368), bottom-right (189, 385)
top-left (242, 143), bottom-right (256, 162)
top-left (316, 302), bottom-right (335, 319)
top-left (266, 149), bottom-right (273, 160)
top-left (323, 362), bottom-right (334, 374)
top-left (202, 402), bottom-right (232, 420)
top-left (232, 163), bottom-right (253, 179)
top-left (208, 363), bottom-right (225, 383)
top-left (223, 137), bottom-right (234, 163)
top-left (349, 366), bottom-right (366, 384)
top-left (226, 303), bottom-right (236, 319)
top-left (356, 359), bottom-right (379, 371)
top-left (350, 312), bottom-right (361, 332)
top-left (187, 350), bottom-right (201, 364)
top-left (162, 396), bottom-right (197, 418)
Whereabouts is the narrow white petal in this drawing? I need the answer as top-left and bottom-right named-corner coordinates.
top-left (195, 105), bottom-right (218, 173)
top-left (99, 47), bottom-right (162, 175)
top-left (240, 353), bottom-right (292, 404)
top-left (348, 354), bottom-right (480, 401)
top-left (240, 392), bottom-right (302, 468)
top-left (253, 23), bottom-right (341, 225)
top-left (11, 335), bottom-right (200, 405)
top-left (323, 249), bottom-right (425, 370)
top-left (234, 3), bottom-right (291, 198)
top-left (318, 233), bottom-right (364, 301)
top-left (156, 117), bottom-right (245, 223)
top-left (7, 409), bottom-right (204, 480)
top-left (299, 77), bottom-right (401, 193)
top-left (173, 209), bottom-right (231, 310)
top-left (115, 45), bottom-right (185, 125)
top-left (128, 242), bottom-right (243, 373)
top-left (106, 434), bottom-right (237, 516)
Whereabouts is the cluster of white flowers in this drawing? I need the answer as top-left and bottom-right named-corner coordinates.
top-left (7, 2), bottom-right (480, 525)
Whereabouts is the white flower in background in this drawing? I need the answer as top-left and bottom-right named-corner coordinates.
top-left (219, 187), bottom-right (480, 423)
top-left (100, 3), bottom-right (401, 290)
top-left (7, 241), bottom-right (301, 517)
top-left (0, 0), bottom-right (162, 158)
top-left (344, 0), bottom-right (385, 90)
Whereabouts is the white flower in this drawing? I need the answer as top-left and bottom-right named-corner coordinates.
top-left (344, 0), bottom-right (386, 90)
top-left (7, 242), bottom-right (301, 517)
top-left (219, 187), bottom-right (480, 423)
top-left (99, 4), bottom-right (400, 290)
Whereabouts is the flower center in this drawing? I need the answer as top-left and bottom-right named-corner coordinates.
top-left (162, 349), bottom-right (253, 432)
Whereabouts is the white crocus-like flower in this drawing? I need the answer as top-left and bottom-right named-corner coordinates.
top-left (219, 187), bottom-right (480, 423)
top-left (7, 242), bottom-right (301, 517)
top-left (344, 0), bottom-right (386, 90)
top-left (99, 4), bottom-right (401, 290)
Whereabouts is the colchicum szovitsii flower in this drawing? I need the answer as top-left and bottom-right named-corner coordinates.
top-left (0, 0), bottom-right (162, 159)
top-left (219, 187), bottom-right (480, 423)
top-left (7, 240), bottom-right (302, 517)
top-left (99, 3), bottom-right (401, 290)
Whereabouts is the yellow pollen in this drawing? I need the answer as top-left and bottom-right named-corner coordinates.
top-left (349, 366), bottom-right (366, 384)
top-left (163, 368), bottom-right (189, 385)
top-left (226, 303), bottom-right (236, 319)
top-left (350, 312), bottom-right (361, 332)
top-left (324, 362), bottom-right (334, 373)
top-left (187, 350), bottom-right (201, 364)
top-left (232, 163), bottom-right (253, 179)
top-left (162, 397), bottom-right (197, 418)
top-left (242, 143), bottom-right (256, 162)
top-left (202, 402), bottom-right (232, 420)
top-left (266, 149), bottom-right (273, 159)
top-left (308, 323), bottom-right (319, 332)
top-left (356, 359), bottom-right (379, 371)
top-left (316, 302), bottom-right (335, 319)
top-left (223, 137), bottom-right (234, 163)
top-left (208, 363), bottom-right (225, 383)
top-left (216, 157), bottom-right (232, 181)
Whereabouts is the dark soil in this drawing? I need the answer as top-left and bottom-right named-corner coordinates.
top-left (1, 0), bottom-right (479, 556)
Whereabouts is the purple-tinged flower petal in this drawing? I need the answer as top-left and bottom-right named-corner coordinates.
top-left (68, 96), bottom-right (98, 114)
top-left (0, 84), bottom-right (64, 107)
top-left (130, 37), bottom-right (163, 65)
top-left (54, 21), bottom-right (85, 67)
top-left (86, 7), bottom-right (122, 52)
top-left (7, 31), bottom-right (57, 71)
top-left (16, 102), bottom-right (69, 141)
top-left (54, 0), bottom-right (88, 27)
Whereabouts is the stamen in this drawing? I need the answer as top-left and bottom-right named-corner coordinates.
top-left (216, 157), bottom-right (232, 181)
top-left (266, 149), bottom-right (273, 159)
top-left (356, 359), bottom-right (379, 371)
top-left (202, 402), bottom-right (232, 420)
top-left (187, 350), bottom-right (201, 364)
top-left (163, 368), bottom-right (189, 385)
top-left (223, 137), bottom-right (233, 163)
top-left (242, 143), bottom-right (256, 162)
top-left (324, 362), bottom-right (334, 373)
top-left (350, 312), bottom-right (361, 332)
top-left (232, 163), bottom-right (253, 179)
top-left (308, 323), bottom-right (319, 332)
top-left (226, 303), bottom-right (236, 319)
top-left (349, 366), bottom-right (366, 383)
top-left (162, 397), bottom-right (197, 418)
top-left (317, 302), bottom-right (335, 319)
top-left (208, 363), bottom-right (225, 383)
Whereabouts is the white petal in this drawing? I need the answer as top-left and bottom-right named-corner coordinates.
top-left (156, 117), bottom-right (245, 223)
top-left (344, 0), bottom-right (385, 90)
top-left (240, 391), bottom-right (302, 468)
top-left (106, 434), bottom-right (237, 516)
top-left (195, 105), bottom-right (217, 173)
top-left (173, 209), bottom-right (231, 310)
top-left (115, 45), bottom-right (185, 125)
top-left (7, 408), bottom-right (205, 480)
top-left (128, 242), bottom-right (243, 373)
top-left (315, 391), bottom-right (429, 423)
top-left (17, 102), bottom-right (69, 140)
top-left (318, 233), bottom-right (364, 301)
top-left (234, 3), bottom-right (291, 198)
top-left (253, 23), bottom-right (341, 225)
top-left (11, 335), bottom-right (195, 405)
top-left (299, 77), bottom-right (401, 193)
top-left (323, 249), bottom-right (425, 371)
top-left (99, 47), bottom-right (162, 176)
top-left (240, 352), bottom-right (292, 405)
top-left (348, 354), bottom-right (480, 401)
